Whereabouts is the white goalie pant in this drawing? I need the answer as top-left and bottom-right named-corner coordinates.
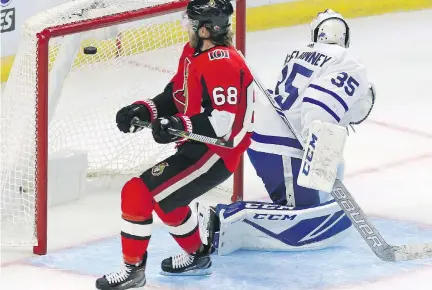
top-left (213, 200), bottom-right (353, 255)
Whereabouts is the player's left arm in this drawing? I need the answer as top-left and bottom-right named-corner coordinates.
top-left (300, 59), bottom-right (371, 138)
top-left (341, 82), bottom-right (376, 126)
top-left (297, 59), bottom-right (374, 192)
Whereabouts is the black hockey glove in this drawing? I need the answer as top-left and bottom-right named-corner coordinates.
top-left (116, 101), bottom-right (157, 133)
top-left (151, 115), bottom-right (192, 144)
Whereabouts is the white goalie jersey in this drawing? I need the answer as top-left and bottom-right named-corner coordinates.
top-left (250, 42), bottom-right (374, 158)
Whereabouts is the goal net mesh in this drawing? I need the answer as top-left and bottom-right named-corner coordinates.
top-left (1, 0), bottom-right (239, 247)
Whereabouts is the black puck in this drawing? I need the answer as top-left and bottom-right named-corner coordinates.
top-left (83, 46), bottom-right (97, 55)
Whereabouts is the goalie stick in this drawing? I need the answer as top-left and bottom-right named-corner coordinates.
top-left (131, 117), bottom-right (234, 148)
top-left (239, 51), bottom-right (432, 262)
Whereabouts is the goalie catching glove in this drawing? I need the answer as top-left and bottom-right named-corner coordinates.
top-left (151, 115), bottom-right (193, 144)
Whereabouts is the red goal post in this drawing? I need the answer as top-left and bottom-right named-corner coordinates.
top-left (1, 0), bottom-right (246, 256)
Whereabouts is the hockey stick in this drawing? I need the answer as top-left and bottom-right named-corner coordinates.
top-left (240, 51), bottom-right (432, 262)
top-left (332, 179), bottom-right (432, 261)
top-left (131, 117), bottom-right (234, 148)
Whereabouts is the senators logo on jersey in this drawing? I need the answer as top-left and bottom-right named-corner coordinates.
top-left (151, 162), bottom-right (169, 176)
top-left (209, 49), bottom-right (230, 61)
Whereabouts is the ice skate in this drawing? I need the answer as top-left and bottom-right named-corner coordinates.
top-left (160, 246), bottom-right (212, 276)
top-left (96, 255), bottom-right (146, 289)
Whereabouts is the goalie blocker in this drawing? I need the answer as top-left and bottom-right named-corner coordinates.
top-left (298, 120), bottom-right (347, 193)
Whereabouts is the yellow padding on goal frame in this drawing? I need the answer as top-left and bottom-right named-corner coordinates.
top-left (2, 0), bottom-right (432, 83)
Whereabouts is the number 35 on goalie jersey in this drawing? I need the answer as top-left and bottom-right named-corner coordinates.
top-left (274, 42), bottom-right (370, 133)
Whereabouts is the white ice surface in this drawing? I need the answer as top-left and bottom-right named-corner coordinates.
top-left (2, 9), bottom-right (432, 290)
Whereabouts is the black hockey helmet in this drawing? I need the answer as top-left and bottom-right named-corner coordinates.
top-left (186, 0), bottom-right (234, 38)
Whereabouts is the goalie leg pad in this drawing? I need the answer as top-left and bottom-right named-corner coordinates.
top-left (214, 200), bottom-right (352, 255)
top-left (120, 177), bottom-right (154, 264)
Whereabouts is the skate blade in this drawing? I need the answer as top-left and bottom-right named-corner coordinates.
top-left (117, 278), bottom-right (146, 289)
top-left (133, 277), bottom-right (146, 288)
top-left (159, 269), bottom-right (212, 276)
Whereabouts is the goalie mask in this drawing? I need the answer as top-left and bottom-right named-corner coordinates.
top-left (186, 0), bottom-right (233, 39)
top-left (311, 9), bottom-right (350, 48)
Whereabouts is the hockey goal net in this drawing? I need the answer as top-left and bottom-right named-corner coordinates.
top-left (0, 0), bottom-right (245, 255)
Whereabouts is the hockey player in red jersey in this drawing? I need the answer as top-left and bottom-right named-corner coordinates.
top-left (95, 0), bottom-right (255, 289)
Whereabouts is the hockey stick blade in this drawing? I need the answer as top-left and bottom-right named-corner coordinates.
top-left (332, 179), bottom-right (432, 262)
top-left (131, 118), bottom-right (234, 148)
